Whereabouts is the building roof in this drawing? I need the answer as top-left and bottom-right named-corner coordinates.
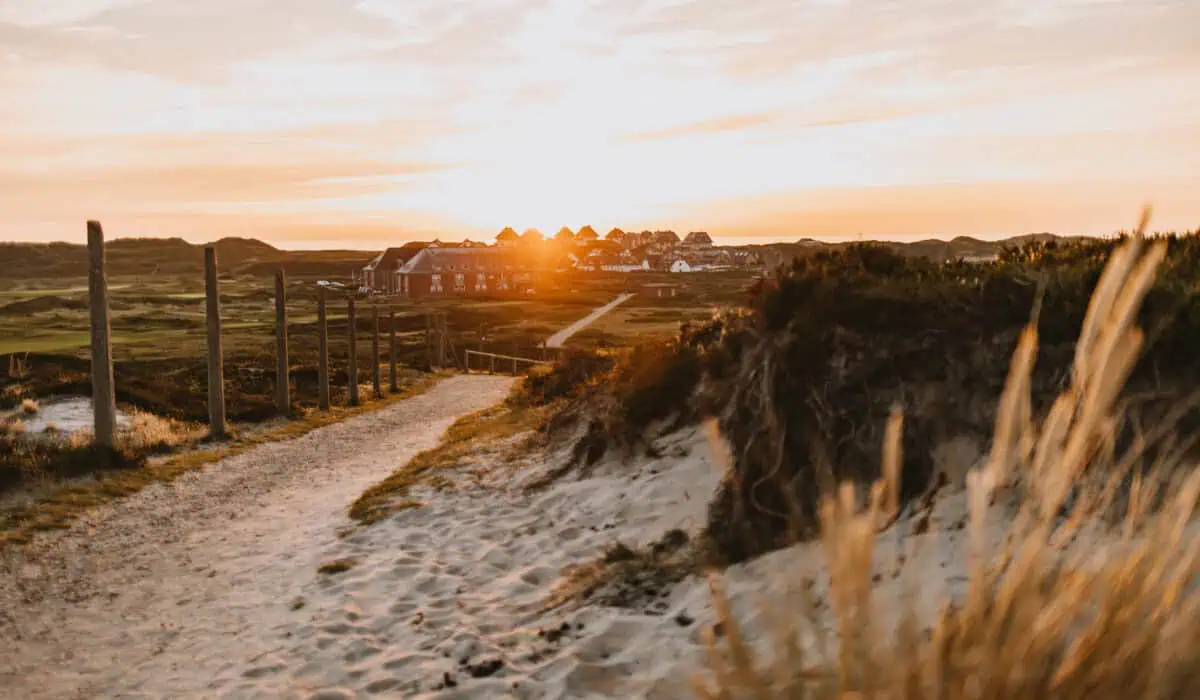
top-left (605, 228), bottom-right (626, 240)
top-left (399, 247), bottom-right (538, 274)
top-left (555, 227), bottom-right (575, 240)
top-left (496, 227), bottom-right (519, 241)
top-left (683, 231), bottom-right (713, 245)
top-left (363, 244), bottom-right (431, 271)
top-left (576, 225), bottom-right (598, 240)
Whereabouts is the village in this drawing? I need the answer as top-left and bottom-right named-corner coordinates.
top-left (357, 226), bottom-right (767, 298)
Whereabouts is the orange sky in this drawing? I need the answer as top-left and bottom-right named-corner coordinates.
top-left (1, 0), bottom-right (1198, 248)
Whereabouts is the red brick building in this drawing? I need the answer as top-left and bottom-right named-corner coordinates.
top-left (360, 242), bottom-right (430, 294)
top-left (396, 247), bottom-right (541, 299)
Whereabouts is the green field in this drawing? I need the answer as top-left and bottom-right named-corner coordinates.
top-left (0, 268), bottom-right (759, 421)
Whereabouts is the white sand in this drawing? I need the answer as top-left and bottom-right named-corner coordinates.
top-left (3, 383), bottom-right (1191, 699)
top-left (545, 294), bottom-right (635, 349)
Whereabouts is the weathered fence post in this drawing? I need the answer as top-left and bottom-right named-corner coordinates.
top-left (425, 313), bottom-right (432, 370)
top-left (317, 287), bottom-right (330, 411)
top-left (274, 269), bottom-right (290, 415)
top-left (439, 313), bottom-right (447, 368)
top-left (371, 306), bottom-right (382, 399)
top-left (86, 221), bottom-right (117, 447)
top-left (347, 297), bottom-right (359, 406)
top-left (389, 309), bottom-right (398, 392)
top-left (512, 342), bottom-right (518, 375)
top-left (204, 246), bottom-right (227, 438)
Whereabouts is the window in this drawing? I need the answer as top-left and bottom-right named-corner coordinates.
top-left (476, 273), bottom-right (487, 292)
top-left (454, 273), bottom-right (466, 292)
top-left (499, 276), bottom-right (510, 291)
top-left (430, 274), bottom-right (443, 293)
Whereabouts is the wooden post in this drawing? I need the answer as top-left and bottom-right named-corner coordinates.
top-left (86, 221), bottom-right (117, 448)
top-left (490, 352), bottom-right (495, 375)
top-left (274, 269), bottom-right (290, 416)
top-left (512, 342), bottom-right (518, 375)
top-left (347, 297), bottom-right (359, 406)
top-left (389, 309), bottom-right (398, 392)
top-left (438, 313), bottom-right (447, 368)
top-left (425, 313), bottom-right (432, 370)
top-left (371, 306), bottom-right (382, 399)
top-left (317, 287), bottom-right (330, 411)
top-left (204, 247), bottom-right (227, 438)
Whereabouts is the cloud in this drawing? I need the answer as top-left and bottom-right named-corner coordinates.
top-left (0, 0), bottom-right (395, 81)
top-left (596, 0), bottom-right (1200, 83)
top-left (628, 111), bottom-right (780, 140)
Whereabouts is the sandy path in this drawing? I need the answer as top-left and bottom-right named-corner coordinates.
top-left (0, 375), bottom-right (514, 700)
top-left (545, 294), bottom-right (634, 349)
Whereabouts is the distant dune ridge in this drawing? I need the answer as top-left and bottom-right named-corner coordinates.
top-left (0, 236), bottom-right (373, 280)
top-left (0, 231), bottom-right (1105, 282)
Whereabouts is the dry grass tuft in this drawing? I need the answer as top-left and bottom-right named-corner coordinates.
top-left (19, 398), bottom-right (38, 415)
top-left (695, 214), bottom-right (1200, 699)
top-left (348, 400), bottom-right (555, 526)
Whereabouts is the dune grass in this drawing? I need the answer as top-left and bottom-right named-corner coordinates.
top-left (694, 219), bottom-right (1200, 698)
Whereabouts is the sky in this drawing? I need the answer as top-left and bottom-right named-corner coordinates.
top-left (1, 0), bottom-right (1198, 249)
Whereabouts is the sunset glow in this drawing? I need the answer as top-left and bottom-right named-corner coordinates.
top-left (2, 0), bottom-right (1198, 246)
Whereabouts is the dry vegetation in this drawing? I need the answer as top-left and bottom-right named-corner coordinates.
top-left (694, 225), bottom-right (1200, 698)
top-left (540, 224), bottom-right (1200, 565)
top-left (348, 390), bottom-right (557, 526)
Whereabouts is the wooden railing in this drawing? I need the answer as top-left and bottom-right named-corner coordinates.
top-left (464, 349), bottom-right (549, 375)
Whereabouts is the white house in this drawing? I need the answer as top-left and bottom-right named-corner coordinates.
top-left (670, 260), bottom-right (694, 273)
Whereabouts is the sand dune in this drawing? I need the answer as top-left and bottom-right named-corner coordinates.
top-left (3, 380), bottom-right (1188, 699)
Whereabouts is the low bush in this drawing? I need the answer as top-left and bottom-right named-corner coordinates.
top-left (695, 233), bottom-right (1200, 700)
top-left (545, 227), bottom-right (1200, 564)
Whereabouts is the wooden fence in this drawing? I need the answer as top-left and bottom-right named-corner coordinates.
top-left (82, 221), bottom-right (474, 444)
top-left (464, 349), bottom-right (549, 375)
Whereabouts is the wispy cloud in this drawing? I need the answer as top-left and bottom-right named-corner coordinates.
top-left (628, 111), bottom-right (781, 141)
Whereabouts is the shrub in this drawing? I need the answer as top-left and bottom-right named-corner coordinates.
top-left (695, 232), bottom-right (1200, 700)
top-left (515, 349), bottom-right (615, 408)
top-left (705, 236), bottom-right (1200, 563)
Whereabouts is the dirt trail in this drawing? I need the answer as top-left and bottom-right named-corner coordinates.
top-left (0, 375), bottom-right (514, 700)
top-left (545, 293), bottom-right (635, 348)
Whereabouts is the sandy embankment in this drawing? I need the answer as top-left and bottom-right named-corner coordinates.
top-left (3, 377), bottom-right (1191, 699)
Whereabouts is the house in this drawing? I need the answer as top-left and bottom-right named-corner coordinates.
top-left (575, 226), bottom-right (598, 246)
top-left (496, 227), bottom-right (519, 247)
top-left (682, 231), bottom-right (713, 248)
top-left (554, 227), bottom-right (575, 243)
top-left (654, 230), bottom-right (681, 246)
top-left (395, 247), bottom-right (541, 299)
top-left (360, 242), bottom-right (431, 294)
top-left (520, 228), bottom-right (544, 244)
top-left (605, 228), bottom-right (627, 246)
top-left (670, 259), bottom-right (694, 273)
